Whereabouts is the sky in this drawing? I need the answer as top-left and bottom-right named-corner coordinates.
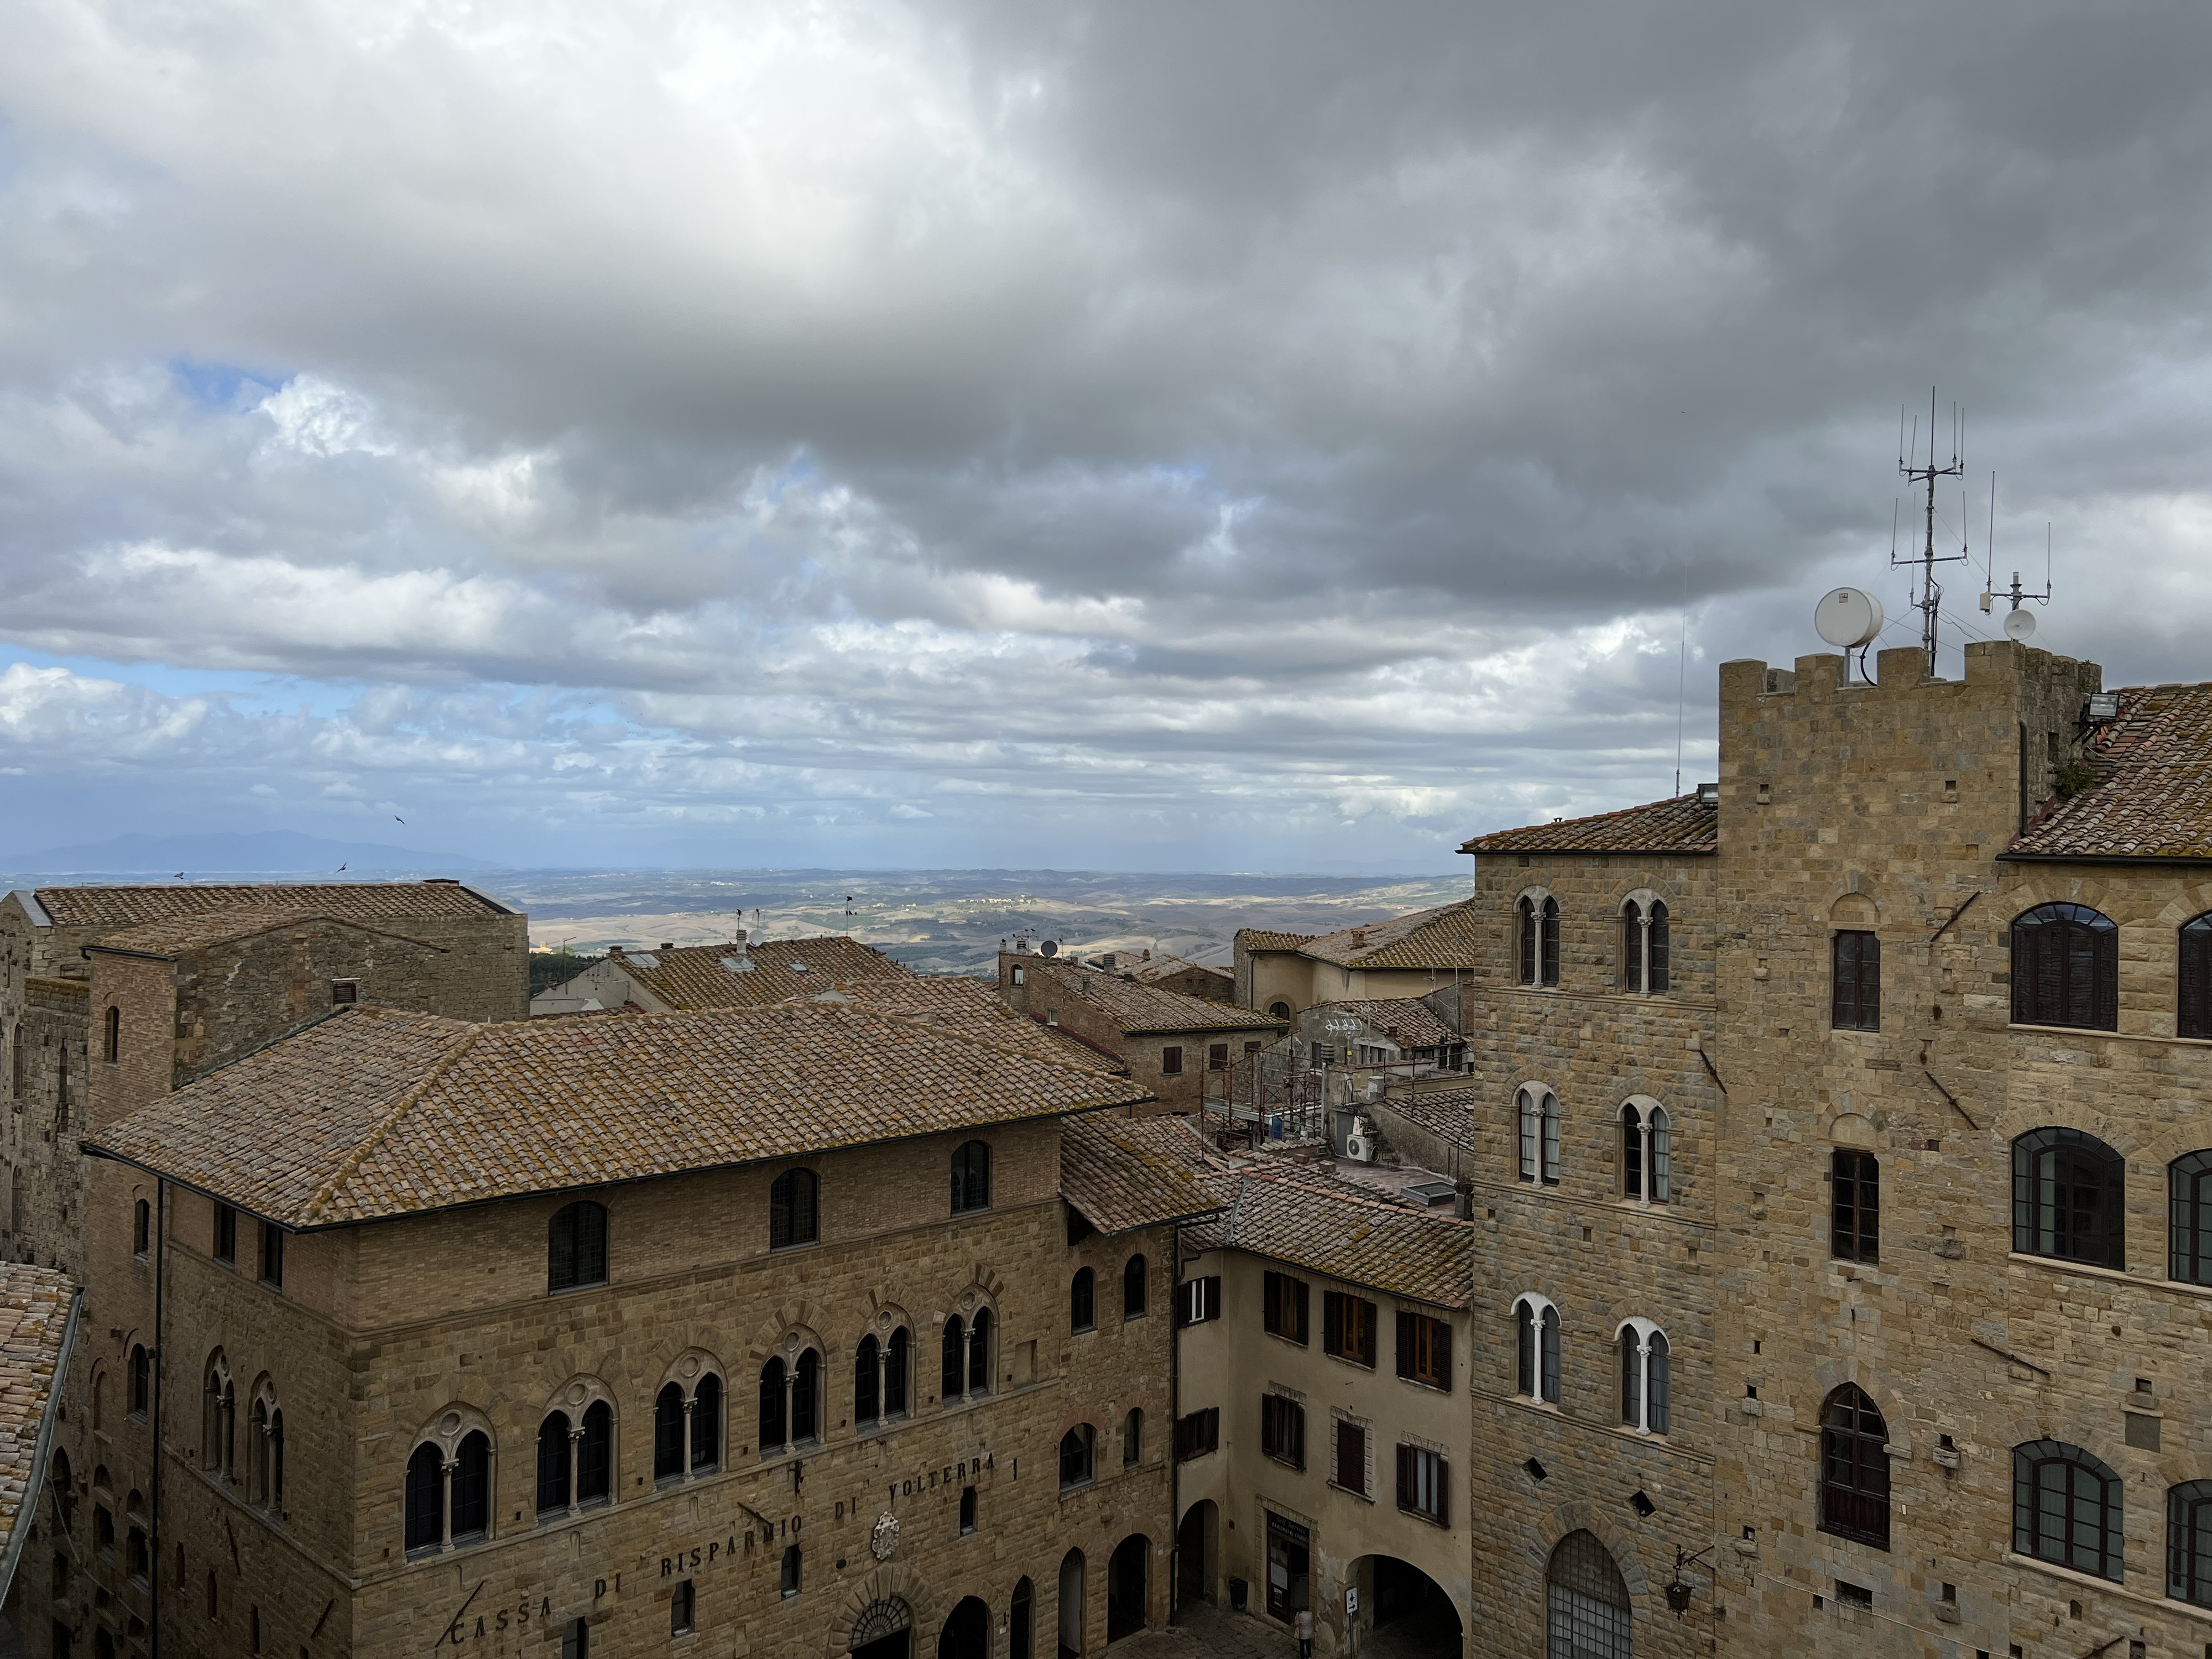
top-left (4, 1), bottom-right (2212, 873)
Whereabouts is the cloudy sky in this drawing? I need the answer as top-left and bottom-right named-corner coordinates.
top-left (4, 1), bottom-right (2212, 872)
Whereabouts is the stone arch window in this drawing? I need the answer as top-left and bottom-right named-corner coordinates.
top-left (128, 1344), bottom-right (148, 1419)
top-left (1517, 893), bottom-right (1560, 988)
top-left (1620, 897), bottom-right (1668, 994)
top-left (2012, 1126), bottom-right (2126, 1269)
top-left (1512, 1293), bottom-right (1560, 1404)
top-left (1123, 1407), bottom-right (1142, 1468)
top-left (1517, 1086), bottom-right (1561, 1185)
top-left (200, 1353), bottom-right (236, 1481)
top-left (246, 1378), bottom-right (284, 1514)
top-left (755, 1342), bottom-right (817, 1458)
top-left (547, 1200), bottom-right (608, 1293)
top-left (536, 1381), bottom-right (616, 1519)
top-left (1060, 1423), bottom-right (1096, 1491)
top-left (1546, 1530), bottom-right (1630, 1658)
top-left (1122, 1254), bottom-right (1147, 1319)
top-left (1620, 1100), bottom-right (1668, 1203)
top-left (950, 1140), bottom-right (992, 1214)
top-left (7, 1021), bottom-right (19, 1098)
top-left (854, 1317), bottom-right (912, 1428)
top-left (1615, 1319), bottom-right (1669, 1435)
top-left (2167, 1479), bottom-right (2212, 1607)
top-left (1267, 1000), bottom-right (1292, 1020)
top-left (655, 1355), bottom-right (726, 1479)
top-left (769, 1167), bottom-right (819, 1250)
top-left (1819, 1385), bottom-right (1890, 1548)
top-left (781, 1542), bottom-right (802, 1598)
top-left (133, 1198), bottom-right (150, 1258)
top-left (403, 1410), bottom-right (494, 1556)
top-left (2180, 913), bottom-right (2212, 1039)
top-left (103, 1005), bottom-right (120, 1065)
top-left (2013, 1440), bottom-right (2122, 1580)
top-left (2011, 902), bottom-right (2119, 1030)
top-left (2171, 1150), bottom-right (2212, 1285)
top-left (49, 1448), bottom-right (72, 1536)
top-left (1010, 1578), bottom-right (1034, 1659)
top-left (941, 1304), bottom-right (994, 1404)
top-left (1070, 1267), bottom-right (1095, 1333)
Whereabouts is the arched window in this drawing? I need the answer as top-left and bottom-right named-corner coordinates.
top-left (755, 1351), bottom-right (807, 1453)
top-left (201, 1359), bottom-right (236, 1480)
top-left (103, 1005), bottom-right (120, 1065)
top-left (133, 1199), bottom-right (150, 1257)
top-left (50, 1448), bottom-right (72, 1537)
top-left (1514, 1295), bottom-right (1560, 1404)
top-left (781, 1543), bottom-right (802, 1598)
top-left (2171, 1150), bottom-right (2212, 1285)
top-left (968, 1307), bottom-right (993, 1396)
top-left (1060, 1424), bottom-right (1095, 1491)
top-left (450, 1431), bottom-right (490, 1543)
top-left (1268, 1001), bottom-right (1292, 1020)
top-left (547, 1201), bottom-right (608, 1293)
top-left (129, 1345), bottom-right (149, 1418)
top-left (404, 1443), bottom-right (446, 1555)
top-left (941, 1315), bottom-right (966, 1401)
top-left (1617, 1322), bottom-right (1668, 1435)
top-left (786, 1354), bottom-right (813, 1446)
top-left (1517, 1087), bottom-right (1561, 1185)
top-left (769, 1168), bottom-right (818, 1250)
top-left (885, 1326), bottom-right (910, 1416)
top-left (1621, 1104), bottom-right (1642, 1199)
top-left (1123, 1408), bottom-right (1142, 1468)
top-left (1519, 895), bottom-right (1561, 988)
top-left (1071, 1268), bottom-right (1095, 1333)
top-left (662, 1381), bottom-right (693, 1479)
top-left (1621, 899), bottom-right (1669, 994)
top-left (1647, 1108), bottom-right (1669, 1203)
top-left (1123, 1254), bottom-right (1147, 1319)
top-left (2168, 1480), bottom-right (2212, 1607)
top-left (578, 1401), bottom-right (612, 1505)
top-left (693, 1371), bottom-right (724, 1467)
top-left (855, 1334), bottom-right (880, 1425)
top-left (2013, 1441), bottom-right (2122, 1580)
top-left (1011, 1577), bottom-right (1035, 1659)
top-left (950, 1140), bottom-right (992, 1213)
top-left (1546, 1531), bottom-right (1630, 1659)
top-left (755, 1361), bottom-right (784, 1455)
top-left (2012, 1127), bottom-right (2126, 1269)
top-left (247, 1394), bottom-right (268, 1505)
top-left (1819, 1385), bottom-right (1890, 1548)
top-left (270, 1409), bottom-right (285, 1511)
top-left (537, 1411), bottom-right (572, 1516)
top-left (1620, 1103), bottom-right (1668, 1202)
top-left (2011, 902), bottom-right (2119, 1030)
top-left (2181, 914), bottom-right (2212, 1039)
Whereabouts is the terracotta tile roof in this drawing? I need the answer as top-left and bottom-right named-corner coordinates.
top-left (1313, 999), bottom-right (1457, 1049)
top-left (1295, 901), bottom-right (1483, 971)
top-left (0, 1264), bottom-right (81, 1590)
top-left (1060, 1117), bottom-right (1227, 1237)
top-left (85, 908), bottom-right (447, 960)
top-left (90, 1003), bottom-right (1153, 1229)
top-left (602, 937), bottom-right (913, 1010)
top-left (787, 975), bottom-right (1123, 1072)
top-left (1026, 958), bottom-right (1286, 1034)
top-left (30, 881), bottom-right (510, 927)
top-left (1370, 1089), bottom-right (1481, 1154)
top-left (1457, 792), bottom-right (1718, 856)
top-left (1235, 929), bottom-right (1316, 953)
top-left (1131, 955), bottom-right (1233, 988)
top-left (2009, 682), bottom-right (2212, 859)
top-left (1182, 1165), bottom-right (1472, 1308)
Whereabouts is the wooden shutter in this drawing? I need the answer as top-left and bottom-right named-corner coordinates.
top-left (1649, 902), bottom-right (1668, 992)
top-left (1433, 1456), bottom-right (1449, 1526)
top-left (1294, 1279), bottom-right (1309, 1343)
top-left (1395, 1443), bottom-right (1412, 1511)
top-left (1337, 1421), bottom-right (1364, 1493)
top-left (1432, 1319), bottom-right (1451, 1389)
top-left (2183, 924), bottom-right (2211, 1039)
top-left (1395, 1310), bottom-right (1415, 1379)
top-left (1323, 1292), bottom-right (1342, 1355)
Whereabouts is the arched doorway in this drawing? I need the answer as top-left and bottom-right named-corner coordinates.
top-left (852, 1597), bottom-right (916, 1659)
top-left (1058, 1549), bottom-right (1087, 1659)
top-left (940, 1597), bottom-right (991, 1659)
top-left (1546, 1531), bottom-right (1630, 1658)
top-left (1350, 1556), bottom-right (1460, 1659)
top-left (1176, 1500), bottom-right (1217, 1607)
top-left (1107, 1534), bottom-right (1149, 1641)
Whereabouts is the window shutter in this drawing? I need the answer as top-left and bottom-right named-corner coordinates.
top-left (1206, 1277), bottom-right (1221, 1321)
top-left (1541, 899), bottom-right (1560, 986)
top-left (1622, 907), bottom-right (1642, 995)
top-left (1519, 900), bottom-right (1535, 985)
top-left (1434, 1457), bottom-right (1449, 1526)
top-left (1395, 1310), bottom-right (1413, 1379)
top-left (2183, 925), bottom-right (2210, 1039)
top-left (1323, 1292), bottom-right (1341, 1355)
top-left (1290, 1402), bottom-right (1305, 1468)
top-left (1295, 1279), bottom-right (1310, 1344)
top-left (1831, 933), bottom-right (1855, 1029)
top-left (1649, 902), bottom-right (1668, 992)
top-left (1396, 1443), bottom-right (1412, 1511)
top-left (1434, 1321), bottom-right (1451, 1389)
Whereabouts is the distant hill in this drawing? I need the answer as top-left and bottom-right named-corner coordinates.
top-left (1, 831), bottom-right (491, 873)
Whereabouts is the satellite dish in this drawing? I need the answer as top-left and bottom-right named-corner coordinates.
top-left (2004, 608), bottom-right (2038, 641)
top-left (1039, 940), bottom-right (1058, 957)
top-left (1815, 587), bottom-right (1885, 650)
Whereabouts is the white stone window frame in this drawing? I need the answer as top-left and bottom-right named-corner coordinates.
top-left (1618, 1094), bottom-right (1671, 1206)
top-left (536, 1374), bottom-right (619, 1521)
top-left (1514, 886), bottom-right (1561, 989)
top-left (1511, 1292), bottom-right (1561, 1405)
top-left (200, 1349), bottom-right (237, 1483)
top-left (1516, 1083), bottom-right (1562, 1186)
top-left (1613, 1317), bottom-right (1670, 1436)
top-left (854, 1305), bottom-right (916, 1432)
top-left (406, 1402), bottom-right (499, 1555)
top-left (246, 1373), bottom-right (285, 1516)
top-left (940, 1293), bottom-right (998, 1406)
top-left (1617, 888), bottom-right (1670, 995)
top-left (750, 1333), bottom-right (817, 1460)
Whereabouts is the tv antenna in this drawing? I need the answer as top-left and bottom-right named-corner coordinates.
top-left (1892, 388), bottom-right (1971, 675)
top-left (1976, 477), bottom-right (2053, 641)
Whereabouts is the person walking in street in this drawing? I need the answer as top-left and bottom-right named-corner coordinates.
top-left (1295, 1606), bottom-right (1313, 1659)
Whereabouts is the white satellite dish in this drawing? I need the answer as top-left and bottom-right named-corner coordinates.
top-left (1039, 940), bottom-right (1058, 957)
top-left (1815, 587), bottom-right (1885, 650)
top-left (2004, 607), bottom-right (2038, 641)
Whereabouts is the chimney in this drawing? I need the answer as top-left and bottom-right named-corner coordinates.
top-left (1454, 1178), bottom-right (1474, 1222)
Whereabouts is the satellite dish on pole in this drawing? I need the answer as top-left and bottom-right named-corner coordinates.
top-left (1039, 940), bottom-right (1059, 957)
top-left (1815, 587), bottom-right (1885, 650)
top-left (2004, 607), bottom-right (2038, 641)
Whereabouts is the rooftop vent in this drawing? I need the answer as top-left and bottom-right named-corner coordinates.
top-left (789, 962), bottom-right (811, 973)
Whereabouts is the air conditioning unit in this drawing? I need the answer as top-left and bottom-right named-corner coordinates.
top-left (1344, 1117), bottom-right (1375, 1164)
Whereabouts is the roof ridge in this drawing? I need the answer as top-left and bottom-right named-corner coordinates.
top-left (300, 1020), bottom-right (482, 1224)
top-left (846, 1003), bottom-right (1133, 1083)
top-left (1249, 1166), bottom-right (1471, 1224)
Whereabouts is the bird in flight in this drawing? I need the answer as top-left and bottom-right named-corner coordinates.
top-left (336, 863), bottom-right (347, 873)
top-left (173, 872), bottom-right (185, 880)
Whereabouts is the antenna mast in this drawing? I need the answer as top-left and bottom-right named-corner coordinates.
top-left (1893, 388), bottom-right (1970, 675)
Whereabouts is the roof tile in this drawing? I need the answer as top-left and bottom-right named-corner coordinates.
top-left (1457, 793), bottom-right (1718, 857)
top-left (2010, 682), bottom-right (2212, 859)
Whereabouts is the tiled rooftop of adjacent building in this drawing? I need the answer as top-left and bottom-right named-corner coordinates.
top-left (1312, 998), bottom-right (1458, 1049)
top-left (0, 1264), bottom-right (79, 1583)
top-left (26, 880), bottom-right (512, 927)
top-left (90, 1002), bottom-right (1152, 1229)
top-left (789, 974), bottom-right (1123, 1071)
top-left (85, 907), bottom-right (450, 960)
top-left (1291, 900), bottom-right (1483, 971)
top-left (1183, 1159), bottom-right (1473, 1308)
top-left (1024, 957), bottom-right (1285, 1034)
top-left (1457, 792), bottom-right (1719, 857)
top-left (591, 936), bottom-right (913, 1010)
top-left (1060, 1117), bottom-right (1228, 1237)
top-left (2010, 681), bottom-right (2212, 859)
top-left (1232, 928), bottom-right (1315, 954)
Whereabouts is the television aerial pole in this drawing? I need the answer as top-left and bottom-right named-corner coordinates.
top-left (1892, 388), bottom-right (1970, 675)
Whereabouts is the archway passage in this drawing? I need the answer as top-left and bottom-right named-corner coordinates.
top-left (1107, 1534), bottom-right (1149, 1642)
top-left (853, 1597), bottom-right (916, 1659)
top-left (1176, 1500), bottom-right (1216, 1607)
top-left (1357, 1556), bottom-right (1461, 1659)
top-left (940, 1597), bottom-right (991, 1659)
top-left (1058, 1549), bottom-right (1087, 1659)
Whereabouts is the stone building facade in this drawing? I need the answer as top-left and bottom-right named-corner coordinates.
top-left (1233, 907), bottom-right (1483, 1022)
top-left (53, 998), bottom-right (1191, 1659)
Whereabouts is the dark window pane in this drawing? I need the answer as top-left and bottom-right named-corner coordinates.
top-left (403, 1443), bottom-right (443, 1553)
top-left (660, 1381), bottom-right (690, 1476)
top-left (693, 1372), bottom-right (723, 1467)
top-left (578, 1403), bottom-right (612, 1503)
top-left (536, 1412), bottom-right (571, 1514)
top-left (449, 1433), bottom-right (489, 1541)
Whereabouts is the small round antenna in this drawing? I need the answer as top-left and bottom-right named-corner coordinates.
top-left (1039, 940), bottom-right (1059, 958)
top-left (1815, 587), bottom-right (1885, 650)
top-left (2003, 607), bottom-right (2038, 641)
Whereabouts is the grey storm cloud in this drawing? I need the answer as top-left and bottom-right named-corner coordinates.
top-left (3, 0), bottom-right (2212, 868)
